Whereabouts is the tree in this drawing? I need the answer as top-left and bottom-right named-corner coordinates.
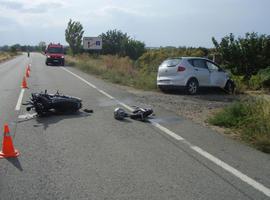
top-left (9, 44), bottom-right (21, 54)
top-left (212, 32), bottom-right (270, 79)
top-left (9, 45), bottom-right (17, 54)
top-left (38, 41), bottom-right (46, 52)
top-left (65, 19), bottom-right (84, 55)
top-left (0, 45), bottom-right (9, 51)
top-left (123, 39), bottom-right (146, 60)
top-left (100, 29), bottom-right (129, 55)
top-left (100, 29), bottom-right (146, 60)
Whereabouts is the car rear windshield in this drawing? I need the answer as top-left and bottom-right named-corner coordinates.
top-left (160, 58), bottom-right (181, 67)
top-left (47, 47), bottom-right (63, 54)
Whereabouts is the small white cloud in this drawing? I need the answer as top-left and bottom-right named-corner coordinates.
top-left (0, 0), bottom-right (23, 10)
top-left (92, 4), bottom-right (157, 18)
top-left (0, 0), bottom-right (67, 13)
top-left (23, 2), bottom-right (64, 13)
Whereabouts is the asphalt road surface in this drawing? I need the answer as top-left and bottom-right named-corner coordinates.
top-left (0, 53), bottom-right (269, 200)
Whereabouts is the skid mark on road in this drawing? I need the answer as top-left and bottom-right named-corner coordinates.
top-left (61, 67), bottom-right (270, 198)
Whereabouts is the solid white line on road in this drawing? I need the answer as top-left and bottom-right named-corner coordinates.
top-left (61, 67), bottom-right (270, 198)
top-left (61, 67), bottom-right (97, 88)
top-left (191, 146), bottom-right (270, 197)
top-left (15, 89), bottom-right (25, 111)
top-left (150, 121), bottom-right (184, 141)
top-left (115, 99), bottom-right (134, 111)
top-left (97, 89), bottom-right (115, 100)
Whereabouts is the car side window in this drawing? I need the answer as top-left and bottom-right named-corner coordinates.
top-left (191, 59), bottom-right (207, 69)
top-left (206, 61), bottom-right (219, 71)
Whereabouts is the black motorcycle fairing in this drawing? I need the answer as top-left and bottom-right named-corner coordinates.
top-left (24, 91), bottom-right (82, 116)
top-left (130, 107), bottom-right (153, 121)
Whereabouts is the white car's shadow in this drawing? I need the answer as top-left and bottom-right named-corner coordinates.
top-left (160, 87), bottom-right (241, 103)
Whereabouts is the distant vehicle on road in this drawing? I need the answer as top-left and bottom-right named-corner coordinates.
top-left (157, 57), bottom-right (235, 94)
top-left (45, 43), bottom-right (65, 66)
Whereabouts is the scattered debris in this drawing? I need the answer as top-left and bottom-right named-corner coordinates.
top-left (18, 113), bottom-right (37, 120)
top-left (83, 109), bottom-right (93, 113)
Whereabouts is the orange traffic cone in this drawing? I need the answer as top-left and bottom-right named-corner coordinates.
top-left (0, 124), bottom-right (20, 158)
top-left (26, 68), bottom-right (30, 78)
top-left (27, 64), bottom-right (31, 72)
top-left (21, 76), bottom-right (28, 88)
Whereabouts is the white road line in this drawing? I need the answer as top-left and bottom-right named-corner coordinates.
top-left (115, 100), bottom-right (134, 111)
top-left (61, 67), bottom-right (270, 198)
top-left (191, 146), bottom-right (270, 197)
top-left (61, 67), bottom-right (97, 88)
top-left (15, 89), bottom-right (25, 111)
top-left (97, 89), bottom-right (115, 100)
top-left (150, 121), bottom-right (184, 141)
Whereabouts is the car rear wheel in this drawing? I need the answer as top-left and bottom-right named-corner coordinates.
top-left (186, 79), bottom-right (198, 95)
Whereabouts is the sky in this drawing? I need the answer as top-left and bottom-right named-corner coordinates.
top-left (0, 0), bottom-right (269, 47)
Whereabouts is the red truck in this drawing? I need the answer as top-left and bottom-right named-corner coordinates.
top-left (45, 43), bottom-right (65, 66)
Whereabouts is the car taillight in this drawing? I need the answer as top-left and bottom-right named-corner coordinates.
top-left (177, 66), bottom-right (186, 72)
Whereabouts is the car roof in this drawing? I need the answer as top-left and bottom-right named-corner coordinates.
top-left (165, 57), bottom-right (212, 62)
top-left (48, 43), bottom-right (63, 48)
top-left (182, 57), bottom-right (211, 61)
top-left (48, 45), bottom-right (62, 47)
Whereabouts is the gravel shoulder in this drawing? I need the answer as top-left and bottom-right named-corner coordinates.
top-left (125, 87), bottom-right (242, 131)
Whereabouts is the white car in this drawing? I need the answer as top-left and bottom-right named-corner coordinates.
top-left (157, 57), bottom-right (235, 94)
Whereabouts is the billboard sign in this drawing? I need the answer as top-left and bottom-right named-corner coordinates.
top-left (83, 37), bottom-right (102, 50)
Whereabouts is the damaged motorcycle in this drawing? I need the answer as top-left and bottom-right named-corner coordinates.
top-left (23, 90), bottom-right (82, 116)
top-left (114, 107), bottom-right (153, 121)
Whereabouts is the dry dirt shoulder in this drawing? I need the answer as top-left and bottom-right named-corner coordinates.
top-left (123, 86), bottom-right (242, 132)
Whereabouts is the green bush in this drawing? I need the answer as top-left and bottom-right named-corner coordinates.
top-left (249, 75), bottom-right (263, 90)
top-left (209, 97), bottom-right (270, 153)
top-left (230, 74), bottom-right (247, 93)
top-left (257, 67), bottom-right (270, 88)
top-left (208, 101), bottom-right (250, 127)
top-left (136, 47), bottom-right (211, 74)
top-left (246, 67), bottom-right (270, 90)
top-left (230, 67), bottom-right (270, 92)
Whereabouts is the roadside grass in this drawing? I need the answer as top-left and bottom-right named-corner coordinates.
top-left (208, 96), bottom-right (270, 153)
top-left (66, 54), bottom-right (157, 90)
top-left (0, 52), bottom-right (17, 62)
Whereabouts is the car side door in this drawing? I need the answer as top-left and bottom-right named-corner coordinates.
top-left (206, 61), bottom-right (227, 87)
top-left (189, 59), bottom-right (210, 86)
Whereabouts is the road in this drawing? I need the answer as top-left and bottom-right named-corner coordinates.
top-left (0, 53), bottom-right (269, 200)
